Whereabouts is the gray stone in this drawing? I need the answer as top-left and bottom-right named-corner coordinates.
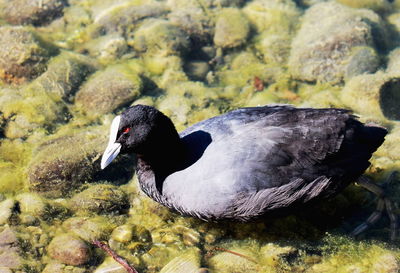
top-left (1, 0), bottom-right (67, 26)
top-left (69, 184), bottom-right (129, 215)
top-left (75, 64), bottom-right (143, 117)
top-left (288, 2), bottom-right (385, 84)
top-left (47, 234), bottom-right (91, 266)
top-left (213, 8), bottom-right (250, 48)
top-left (0, 26), bottom-right (54, 81)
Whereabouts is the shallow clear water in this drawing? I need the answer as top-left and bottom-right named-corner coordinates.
top-left (0, 0), bottom-right (400, 272)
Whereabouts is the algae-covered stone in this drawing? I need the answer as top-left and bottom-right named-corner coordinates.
top-left (213, 8), bottom-right (250, 49)
top-left (75, 64), bottom-right (143, 117)
top-left (341, 72), bottom-right (400, 121)
top-left (42, 262), bottom-right (86, 273)
top-left (84, 34), bottom-right (128, 63)
top-left (0, 228), bottom-right (23, 270)
top-left (27, 129), bottom-right (107, 197)
top-left (216, 51), bottom-right (281, 88)
top-left (69, 184), bottom-right (129, 214)
top-left (288, 2), bottom-right (384, 84)
top-left (47, 233), bottom-right (91, 266)
top-left (242, 0), bottom-right (301, 34)
top-left (132, 19), bottom-right (190, 56)
top-left (168, 7), bottom-right (213, 45)
top-left (0, 85), bottom-right (68, 140)
top-left (208, 245), bottom-right (259, 273)
top-left (0, 199), bottom-right (15, 225)
top-left (62, 216), bottom-right (115, 242)
top-left (90, 2), bottom-right (168, 37)
top-left (94, 257), bottom-right (126, 273)
top-left (386, 47), bottom-right (400, 74)
top-left (27, 51), bottom-right (98, 102)
top-left (336, 0), bottom-right (392, 12)
top-left (0, 26), bottom-right (54, 81)
top-left (15, 193), bottom-right (47, 217)
top-left (0, 226), bottom-right (22, 269)
top-left (159, 248), bottom-right (201, 273)
top-left (1, 0), bottom-right (67, 26)
top-left (184, 61), bottom-right (210, 81)
top-left (111, 223), bottom-right (151, 245)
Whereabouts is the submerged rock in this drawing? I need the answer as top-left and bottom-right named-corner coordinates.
top-left (84, 34), bottom-right (128, 63)
top-left (184, 61), bottom-right (210, 81)
top-left (208, 245), bottom-right (258, 273)
top-left (242, 0), bottom-right (301, 34)
top-left (0, 88), bottom-right (68, 139)
top-left (42, 262), bottom-right (87, 273)
top-left (159, 248), bottom-right (201, 273)
top-left (69, 184), bottom-right (129, 215)
top-left (0, 226), bottom-right (22, 270)
top-left (90, 2), bottom-right (168, 37)
top-left (75, 64), bottom-right (143, 117)
top-left (168, 7), bottom-right (213, 45)
top-left (132, 19), bottom-right (190, 56)
top-left (0, 26), bottom-right (54, 81)
top-left (15, 193), bottom-right (47, 217)
top-left (213, 8), bottom-right (250, 49)
top-left (0, 199), bottom-right (15, 225)
top-left (62, 216), bottom-right (115, 242)
top-left (27, 130), bottom-right (106, 197)
top-left (94, 257), bottom-right (126, 273)
top-left (27, 51), bottom-right (98, 102)
top-left (288, 1), bottom-right (385, 84)
top-left (47, 233), bottom-right (91, 266)
top-left (341, 72), bottom-right (400, 121)
top-left (1, 0), bottom-right (67, 26)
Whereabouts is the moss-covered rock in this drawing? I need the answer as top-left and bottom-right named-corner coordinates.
top-left (340, 71), bottom-right (400, 122)
top-left (288, 1), bottom-right (385, 84)
top-left (47, 233), bottom-right (91, 266)
top-left (0, 87), bottom-right (69, 139)
top-left (216, 51), bottom-right (282, 89)
top-left (69, 184), bottom-right (129, 215)
top-left (0, 26), bottom-right (55, 82)
top-left (183, 61), bottom-right (210, 81)
top-left (42, 262), bottom-right (87, 273)
top-left (0, 199), bottom-right (15, 225)
top-left (93, 257), bottom-right (127, 273)
top-left (0, 0), bottom-right (67, 26)
top-left (27, 51), bottom-right (98, 102)
top-left (15, 193), bottom-right (47, 217)
top-left (89, 2), bottom-right (168, 38)
top-left (62, 216), bottom-right (115, 242)
top-left (207, 243), bottom-right (259, 273)
top-left (336, 0), bottom-right (392, 12)
top-left (27, 129), bottom-right (107, 197)
top-left (242, 0), bottom-right (301, 34)
top-left (0, 226), bottom-right (22, 270)
top-left (168, 7), bottom-right (213, 45)
top-left (75, 63), bottom-right (143, 117)
top-left (83, 34), bottom-right (128, 63)
top-left (159, 248), bottom-right (201, 273)
top-left (132, 19), bottom-right (190, 56)
top-left (386, 47), bottom-right (400, 74)
top-left (213, 8), bottom-right (250, 49)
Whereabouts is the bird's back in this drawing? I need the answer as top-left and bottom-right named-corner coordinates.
top-left (158, 105), bottom-right (387, 220)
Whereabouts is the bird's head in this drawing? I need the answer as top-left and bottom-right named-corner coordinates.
top-left (101, 105), bottom-right (178, 169)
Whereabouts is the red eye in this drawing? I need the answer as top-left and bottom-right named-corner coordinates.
top-left (123, 127), bottom-right (131, 134)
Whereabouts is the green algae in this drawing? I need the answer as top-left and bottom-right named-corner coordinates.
top-left (0, 0), bottom-right (399, 272)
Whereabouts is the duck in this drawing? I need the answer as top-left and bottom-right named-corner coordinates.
top-left (101, 104), bottom-right (387, 222)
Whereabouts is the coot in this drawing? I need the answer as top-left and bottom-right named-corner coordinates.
top-left (101, 105), bottom-right (387, 222)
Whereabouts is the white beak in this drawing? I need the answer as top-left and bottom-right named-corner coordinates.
top-left (101, 115), bottom-right (122, 169)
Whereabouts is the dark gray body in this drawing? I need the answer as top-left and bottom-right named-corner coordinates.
top-left (136, 105), bottom-right (386, 221)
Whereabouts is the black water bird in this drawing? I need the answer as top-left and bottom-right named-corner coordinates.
top-left (101, 104), bottom-right (387, 222)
